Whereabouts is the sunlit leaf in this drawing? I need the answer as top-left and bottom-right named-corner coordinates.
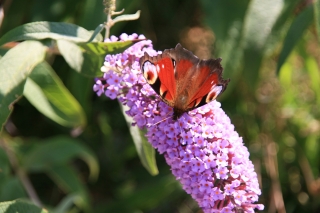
top-left (24, 62), bottom-right (86, 128)
top-left (0, 21), bottom-right (102, 46)
top-left (57, 40), bottom-right (136, 77)
top-left (57, 40), bottom-right (103, 77)
top-left (0, 41), bottom-right (46, 132)
top-left (79, 40), bottom-right (138, 55)
top-left (279, 60), bottom-right (293, 89)
top-left (0, 199), bottom-right (49, 213)
top-left (276, 5), bottom-right (314, 73)
top-left (279, 56), bottom-right (295, 104)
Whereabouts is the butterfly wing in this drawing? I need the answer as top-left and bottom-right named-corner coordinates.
top-left (166, 44), bottom-right (229, 112)
top-left (186, 58), bottom-right (229, 109)
top-left (140, 52), bottom-right (176, 107)
top-left (140, 44), bottom-right (230, 119)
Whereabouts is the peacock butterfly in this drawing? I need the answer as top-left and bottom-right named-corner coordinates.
top-left (139, 43), bottom-right (230, 120)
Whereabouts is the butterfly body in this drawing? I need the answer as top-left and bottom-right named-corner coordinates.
top-left (140, 44), bottom-right (230, 120)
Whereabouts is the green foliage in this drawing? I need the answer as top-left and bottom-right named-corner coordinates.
top-left (0, 199), bottom-right (49, 213)
top-left (0, 0), bottom-right (320, 213)
top-left (277, 5), bottom-right (314, 73)
top-left (24, 62), bottom-right (86, 128)
top-left (0, 41), bottom-right (46, 132)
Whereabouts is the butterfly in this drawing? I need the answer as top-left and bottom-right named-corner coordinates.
top-left (139, 43), bottom-right (230, 120)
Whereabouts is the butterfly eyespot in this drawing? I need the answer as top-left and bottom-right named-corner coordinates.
top-left (171, 59), bottom-right (176, 68)
top-left (206, 85), bottom-right (223, 103)
top-left (142, 61), bottom-right (158, 84)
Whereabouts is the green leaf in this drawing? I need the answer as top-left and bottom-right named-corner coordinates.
top-left (79, 40), bottom-right (137, 55)
top-left (121, 104), bottom-right (158, 176)
top-left (305, 56), bottom-right (320, 104)
top-left (0, 199), bottom-right (49, 213)
top-left (86, 24), bottom-right (105, 43)
top-left (57, 40), bottom-right (136, 77)
top-left (276, 5), bottom-right (314, 73)
top-left (264, 0), bottom-right (301, 55)
top-left (201, 0), bottom-right (250, 89)
top-left (279, 60), bottom-right (293, 89)
top-left (315, 0), bottom-right (320, 43)
top-left (0, 48), bottom-right (8, 58)
top-left (23, 62), bottom-right (86, 128)
top-left (47, 165), bottom-right (91, 212)
top-left (0, 178), bottom-right (27, 201)
top-left (57, 40), bottom-right (103, 77)
top-left (0, 147), bottom-right (10, 177)
top-left (0, 41), bottom-right (46, 133)
top-left (22, 136), bottom-right (99, 182)
top-left (0, 21), bottom-right (103, 46)
top-left (242, 0), bottom-right (285, 86)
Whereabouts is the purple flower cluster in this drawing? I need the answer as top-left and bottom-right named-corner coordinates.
top-left (94, 33), bottom-right (264, 213)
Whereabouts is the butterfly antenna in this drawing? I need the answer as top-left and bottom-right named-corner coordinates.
top-left (151, 111), bottom-right (173, 126)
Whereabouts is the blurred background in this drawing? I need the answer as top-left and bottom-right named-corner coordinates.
top-left (0, 0), bottom-right (320, 212)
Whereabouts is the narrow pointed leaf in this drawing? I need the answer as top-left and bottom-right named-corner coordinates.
top-left (0, 41), bottom-right (46, 132)
top-left (24, 62), bottom-right (86, 128)
top-left (276, 5), bottom-right (314, 73)
top-left (86, 24), bottom-right (105, 43)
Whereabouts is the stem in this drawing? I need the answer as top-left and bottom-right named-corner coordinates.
top-left (103, 0), bottom-right (116, 39)
top-left (105, 13), bottom-right (111, 39)
top-left (0, 138), bottom-right (43, 207)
